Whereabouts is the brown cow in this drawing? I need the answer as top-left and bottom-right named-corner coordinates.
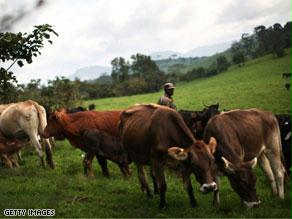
top-left (0, 131), bottom-right (28, 167)
top-left (203, 109), bottom-right (285, 208)
top-left (120, 104), bottom-right (217, 209)
top-left (43, 110), bottom-right (130, 177)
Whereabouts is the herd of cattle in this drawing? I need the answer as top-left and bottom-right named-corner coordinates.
top-left (0, 100), bottom-right (290, 209)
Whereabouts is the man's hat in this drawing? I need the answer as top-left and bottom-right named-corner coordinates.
top-left (163, 82), bottom-right (175, 90)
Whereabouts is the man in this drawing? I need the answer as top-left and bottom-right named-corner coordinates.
top-left (157, 82), bottom-right (177, 110)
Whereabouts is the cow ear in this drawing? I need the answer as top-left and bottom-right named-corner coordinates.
top-left (221, 157), bottom-right (235, 173)
top-left (168, 147), bottom-right (189, 161)
top-left (208, 137), bottom-right (217, 154)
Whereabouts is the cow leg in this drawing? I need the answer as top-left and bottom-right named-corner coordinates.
top-left (1, 155), bottom-right (13, 168)
top-left (182, 173), bottom-right (197, 207)
top-left (29, 134), bottom-right (45, 168)
top-left (83, 151), bottom-right (95, 177)
top-left (258, 153), bottom-right (277, 195)
top-left (96, 155), bottom-right (110, 177)
top-left (213, 175), bottom-right (220, 205)
top-left (9, 154), bottom-right (19, 167)
top-left (136, 164), bottom-right (152, 198)
top-left (150, 165), bottom-right (159, 194)
top-left (152, 160), bottom-right (167, 209)
top-left (42, 138), bottom-right (55, 169)
top-left (118, 163), bottom-right (131, 177)
top-left (265, 150), bottom-right (285, 199)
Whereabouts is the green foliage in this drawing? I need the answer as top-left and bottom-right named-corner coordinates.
top-left (216, 55), bottom-right (230, 73)
top-left (108, 53), bottom-right (166, 96)
top-left (0, 24), bottom-right (58, 103)
top-left (0, 24), bottom-right (58, 65)
top-left (0, 67), bottom-right (18, 103)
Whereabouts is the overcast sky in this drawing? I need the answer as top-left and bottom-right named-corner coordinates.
top-left (0, 0), bottom-right (291, 83)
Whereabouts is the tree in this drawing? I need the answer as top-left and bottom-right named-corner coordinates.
top-left (283, 21), bottom-right (291, 48)
top-left (130, 53), bottom-right (166, 92)
top-left (270, 23), bottom-right (285, 57)
top-left (0, 24), bottom-right (58, 103)
top-left (216, 55), bottom-right (230, 73)
top-left (232, 50), bottom-right (245, 66)
top-left (48, 77), bottom-right (82, 108)
top-left (231, 41), bottom-right (246, 66)
top-left (111, 57), bottom-right (130, 83)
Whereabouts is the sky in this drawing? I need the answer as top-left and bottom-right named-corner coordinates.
top-left (0, 0), bottom-right (291, 84)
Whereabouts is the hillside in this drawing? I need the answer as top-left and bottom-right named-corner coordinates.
top-left (155, 49), bottom-right (232, 74)
top-left (87, 49), bottom-right (291, 114)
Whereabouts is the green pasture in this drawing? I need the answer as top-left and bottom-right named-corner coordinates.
top-left (0, 51), bottom-right (291, 218)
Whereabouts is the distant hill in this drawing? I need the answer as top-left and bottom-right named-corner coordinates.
top-left (69, 65), bottom-right (111, 81)
top-left (150, 41), bottom-right (232, 60)
top-left (150, 51), bottom-right (182, 60)
top-left (152, 41), bottom-right (232, 74)
top-left (184, 41), bottom-right (232, 57)
top-left (155, 49), bottom-right (232, 74)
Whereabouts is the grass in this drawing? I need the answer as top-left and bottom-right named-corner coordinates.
top-left (0, 51), bottom-right (291, 218)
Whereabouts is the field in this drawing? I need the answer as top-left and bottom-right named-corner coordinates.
top-left (0, 51), bottom-right (291, 218)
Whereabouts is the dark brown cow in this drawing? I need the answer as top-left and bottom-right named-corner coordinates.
top-left (179, 103), bottom-right (220, 139)
top-left (203, 109), bottom-right (285, 208)
top-left (0, 131), bottom-right (29, 167)
top-left (120, 104), bottom-right (217, 209)
top-left (43, 110), bottom-right (130, 177)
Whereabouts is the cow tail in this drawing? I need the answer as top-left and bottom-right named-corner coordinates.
top-left (275, 122), bottom-right (288, 181)
top-left (31, 101), bottom-right (47, 136)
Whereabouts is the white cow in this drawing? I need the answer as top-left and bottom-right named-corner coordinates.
top-left (0, 100), bottom-right (54, 168)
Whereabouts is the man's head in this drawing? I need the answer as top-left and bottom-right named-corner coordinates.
top-left (164, 82), bottom-right (175, 96)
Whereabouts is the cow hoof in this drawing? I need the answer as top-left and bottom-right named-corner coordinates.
top-left (47, 161), bottom-right (55, 169)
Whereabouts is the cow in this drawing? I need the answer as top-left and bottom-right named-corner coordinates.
top-left (275, 114), bottom-right (291, 175)
top-left (203, 109), bottom-right (285, 208)
top-left (43, 110), bottom-right (130, 177)
top-left (67, 106), bottom-right (87, 113)
top-left (179, 103), bottom-right (220, 139)
top-left (0, 131), bottom-right (29, 167)
top-left (282, 72), bottom-right (291, 78)
top-left (0, 100), bottom-right (54, 168)
top-left (285, 83), bottom-right (290, 91)
top-left (120, 104), bottom-right (217, 209)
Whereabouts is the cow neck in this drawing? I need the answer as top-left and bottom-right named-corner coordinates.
top-left (168, 110), bottom-right (196, 148)
top-left (58, 113), bottom-right (84, 137)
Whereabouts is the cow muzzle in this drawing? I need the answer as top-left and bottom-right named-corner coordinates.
top-left (200, 182), bottom-right (217, 193)
top-left (243, 200), bottom-right (261, 208)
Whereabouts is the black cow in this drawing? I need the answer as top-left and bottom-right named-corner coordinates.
top-left (275, 114), bottom-right (291, 175)
top-left (179, 104), bottom-right (220, 139)
top-left (282, 72), bottom-right (291, 78)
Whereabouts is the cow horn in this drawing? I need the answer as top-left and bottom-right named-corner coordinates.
top-left (168, 147), bottom-right (188, 161)
top-left (245, 157), bottom-right (257, 168)
top-left (221, 157), bottom-right (235, 173)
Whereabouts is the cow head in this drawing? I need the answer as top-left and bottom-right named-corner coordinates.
top-left (221, 156), bottom-right (260, 208)
top-left (168, 137), bottom-right (217, 193)
top-left (43, 112), bottom-right (65, 139)
top-left (193, 104), bottom-right (220, 139)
